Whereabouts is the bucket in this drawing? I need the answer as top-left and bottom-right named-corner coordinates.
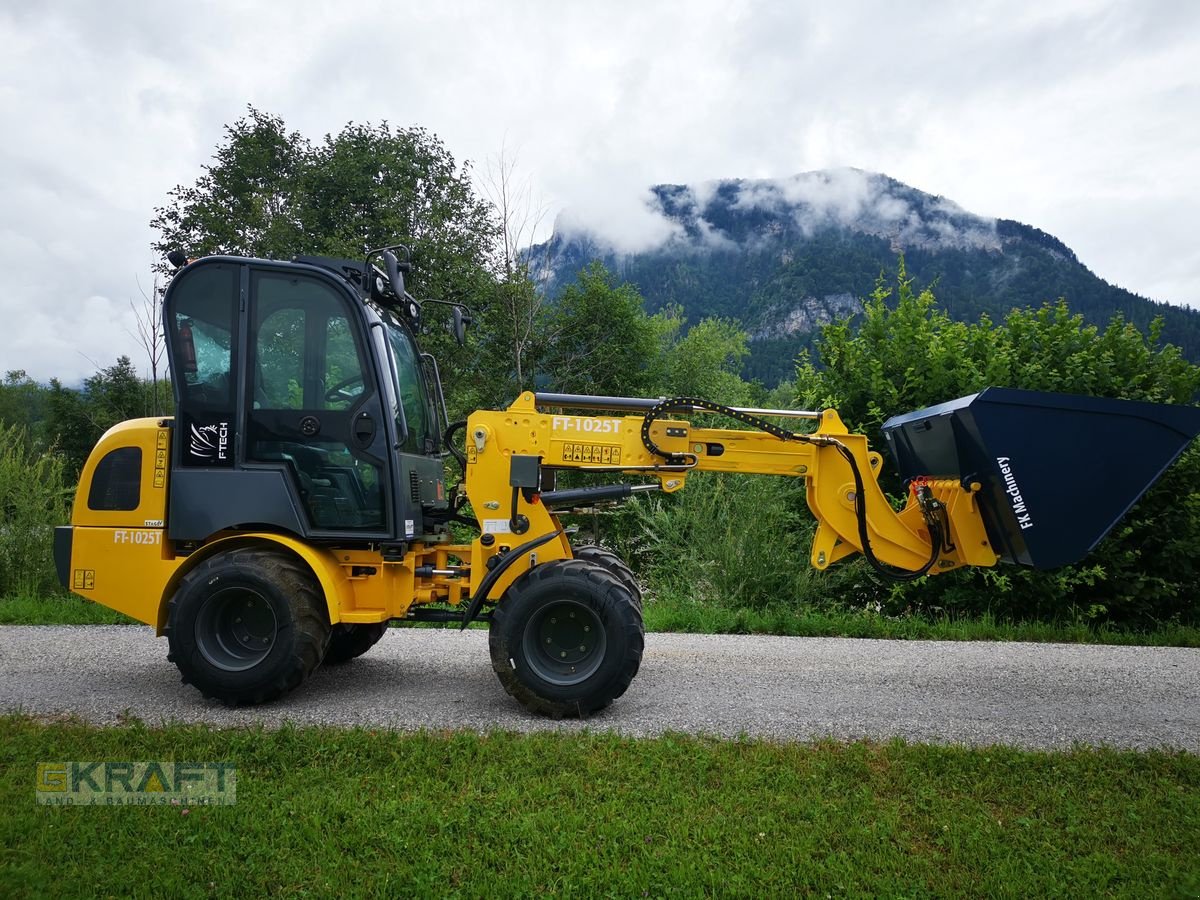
top-left (881, 388), bottom-right (1200, 569)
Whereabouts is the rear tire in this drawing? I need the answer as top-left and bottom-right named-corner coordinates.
top-left (489, 559), bottom-right (644, 718)
top-left (572, 544), bottom-right (643, 611)
top-left (165, 547), bottom-right (330, 705)
top-left (324, 622), bottom-right (388, 664)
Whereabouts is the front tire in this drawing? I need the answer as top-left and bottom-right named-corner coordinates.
top-left (165, 547), bottom-right (330, 705)
top-left (489, 559), bottom-right (644, 718)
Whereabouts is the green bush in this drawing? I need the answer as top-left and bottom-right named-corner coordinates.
top-left (608, 471), bottom-right (872, 611)
top-left (0, 425), bottom-right (71, 598)
top-left (796, 259), bottom-right (1200, 626)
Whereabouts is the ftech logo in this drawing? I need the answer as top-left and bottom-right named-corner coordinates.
top-left (189, 422), bottom-right (230, 463)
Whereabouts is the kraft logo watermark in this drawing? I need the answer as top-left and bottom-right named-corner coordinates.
top-left (36, 762), bottom-right (236, 806)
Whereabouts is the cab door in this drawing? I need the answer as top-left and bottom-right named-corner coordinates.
top-left (245, 267), bottom-right (393, 535)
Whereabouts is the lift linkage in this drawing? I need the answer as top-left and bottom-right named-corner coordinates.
top-left (462, 391), bottom-right (999, 588)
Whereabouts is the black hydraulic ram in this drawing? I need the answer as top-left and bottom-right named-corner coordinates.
top-left (539, 483), bottom-right (661, 507)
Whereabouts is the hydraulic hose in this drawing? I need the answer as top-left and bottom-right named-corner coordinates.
top-left (444, 420), bottom-right (468, 473)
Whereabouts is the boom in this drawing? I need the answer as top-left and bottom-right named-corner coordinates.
top-left (463, 391), bottom-right (997, 587)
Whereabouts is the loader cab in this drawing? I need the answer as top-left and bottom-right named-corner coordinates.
top-left (163, 254), bottom-right (448, 545)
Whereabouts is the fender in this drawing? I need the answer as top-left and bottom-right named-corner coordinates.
top-left (155, 533), bottom-right (354, 633)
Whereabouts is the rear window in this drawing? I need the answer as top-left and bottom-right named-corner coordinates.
top-left (88, 447), bottom-right (142, 511)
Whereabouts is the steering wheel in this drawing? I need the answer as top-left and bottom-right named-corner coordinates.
top-left (324, 374), bottom-right (365, 404)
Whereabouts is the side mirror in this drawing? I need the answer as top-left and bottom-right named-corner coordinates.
top-left (383, 250), bottom-right (406, 298)
top-left (451, 305), bottom-right (472, 346)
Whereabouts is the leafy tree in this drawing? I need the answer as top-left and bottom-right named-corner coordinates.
top-left (0, 371), bottom-right (49, 448)
top-left (152, 109), bottom-right (307, 262)
top-left (539, 263), bottom-right (674, 397)
top-left (152, 108), bottom-right (494, 292)
top-left (659, 315), bottom-right (752, 404)
top-left (796, 258), bottom-right (1200, 625)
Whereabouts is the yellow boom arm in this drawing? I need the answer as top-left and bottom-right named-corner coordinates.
top-left (463, 392), bottom-right (999, 585)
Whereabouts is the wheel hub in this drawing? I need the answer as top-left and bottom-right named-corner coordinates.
top-left (522, 599), bottom-right (606, 686)
top-left (195, 587), bottom-right (278, 672)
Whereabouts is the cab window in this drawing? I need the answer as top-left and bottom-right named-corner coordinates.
top-left (385, 322), bottom-right (432, 453)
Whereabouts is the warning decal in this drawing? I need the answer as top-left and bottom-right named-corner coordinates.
top-left (559, 442), bottom-right (621, 464)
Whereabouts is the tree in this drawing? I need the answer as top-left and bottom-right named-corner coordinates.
top-left (659, 315), bottom-right (751, 405)
top-left (151, 108), bottom-right (306, 263)
top-left (539, 263), bottom-right (674, 397)
top-left (129, 275), bottom-right (169, 416)
top-left (45, 356), bottom-right (150, 479)
top-left (477, 144), bottom-right (548, 396)
top-left (0, 371), bottom-right (49, 448)
top-left (151, 107), bottom-right (496, 311)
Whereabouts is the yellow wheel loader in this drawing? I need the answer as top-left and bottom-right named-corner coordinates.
top-left (55, 248), bottom-right (1200, 717)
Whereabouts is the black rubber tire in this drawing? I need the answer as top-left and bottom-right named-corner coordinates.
top-left (573, 544), bottom-right (643, 612)
top-left (165, 547), bottom-right (330, 706)
top-left (324, 622), bottom-right (388, 665)
top-left (489, 559), bottom-right (644, 718)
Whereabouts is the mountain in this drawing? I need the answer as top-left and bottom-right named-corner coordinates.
top-left (527, 169), bottom-right (1200, 385)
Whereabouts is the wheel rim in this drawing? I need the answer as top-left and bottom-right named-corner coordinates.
top-left (195, 587), bottom-right (278, 672)
top-left (521, 598), bottom-right (607, 687)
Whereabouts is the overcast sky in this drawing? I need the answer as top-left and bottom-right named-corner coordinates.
top-left (2, 0), bottom-right (1198, 383)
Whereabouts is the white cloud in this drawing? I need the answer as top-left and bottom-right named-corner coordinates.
top-left (552, 186), bottom-right (685, 256)
top-left (0, 0), bottom-right (1198, 382)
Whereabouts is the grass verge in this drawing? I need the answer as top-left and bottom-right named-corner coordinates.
top-left (640, 594), bottom-right (1200, 646)
top-left (2, 715), bottom-right (1197, 897)
top-left (0, 594), bottom-right (135, 625)
top-left (5, 592), bottom-right (1200, 646)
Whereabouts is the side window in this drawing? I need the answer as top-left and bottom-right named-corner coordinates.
top-left (166, 263), bottom-right (238, 468)
top-left (88, 447), bottom-right (142, 511)
top-left (324, 316), bottom-right (363, 411)
top-left (251, 276), bottom-right (366, 411)
top-left (168, 265), bottom-right (237, 409)
top-left (255, 308), bottom-right (305, 409)
top-left (386, 324), bottom-right (430, 453)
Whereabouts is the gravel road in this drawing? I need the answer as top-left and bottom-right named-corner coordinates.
top-left (2, 625), bottom-right (1197, 750)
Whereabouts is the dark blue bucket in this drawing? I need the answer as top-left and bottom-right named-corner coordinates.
top-left (881, 388), bottom-right (1200, 569)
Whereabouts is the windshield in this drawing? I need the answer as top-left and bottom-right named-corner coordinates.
top-left (383, 317), bottom-right (433, 453)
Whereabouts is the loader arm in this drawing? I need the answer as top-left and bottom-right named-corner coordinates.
top-left (462, 391), bottom-right (998, 589)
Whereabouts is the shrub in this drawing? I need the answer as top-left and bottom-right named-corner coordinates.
top-left (0, 425), bottom-right (71, 598)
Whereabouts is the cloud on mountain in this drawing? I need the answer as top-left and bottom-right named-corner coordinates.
top-left (555, 169), bottom-right (1002, 257)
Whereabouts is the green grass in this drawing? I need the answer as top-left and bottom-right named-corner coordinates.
top-left (0, 594), bottom-right (135, 625)
top-left (6, 592), bottom-right (1200, 647)
top-left (640, 593), bottom-right (1200, 646)
top-left (1, 715), bottom-right (1197, 897)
